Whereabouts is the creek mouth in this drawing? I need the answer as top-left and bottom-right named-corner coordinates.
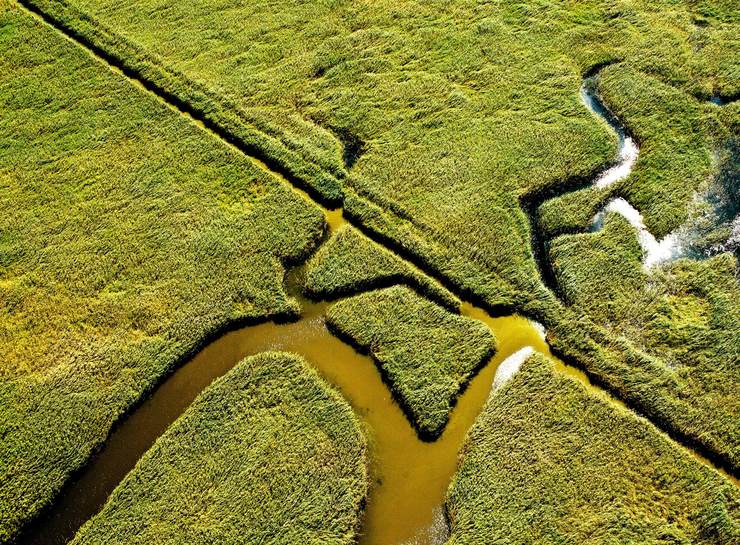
top-left (16, 210), bottom-right (586, 545)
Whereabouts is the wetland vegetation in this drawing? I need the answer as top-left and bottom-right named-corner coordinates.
top-left (326, 286), bottom-right (495, 439)
top-left (1, 0), bottom-right (738, 543)
top-left (0, 5), bottom-right (324, 539)
top-left (305, 224), bottom-right (460, 311)
top-left (69, 352), bottom-right (368, 545)
top-left (446, 354), bottom-right (739, 545)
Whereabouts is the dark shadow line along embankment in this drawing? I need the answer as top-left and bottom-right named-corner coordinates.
top-left (519, 67), bottom-right (740, 479)
top-left (15, 0), bottom-right (345, 209)
top-left (519, 61), bottom-right (634, 299)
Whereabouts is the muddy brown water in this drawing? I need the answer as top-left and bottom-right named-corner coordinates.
top-left (19, 208), bottom-right (597, 545)
top-left (18, 213), bottom-right (735, 545)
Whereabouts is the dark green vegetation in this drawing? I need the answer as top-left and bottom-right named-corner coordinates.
top-left (549, 213), bottom-right (740, 470)
top-left (326, 286), bottom-right (495, 439)
top-left (70, 352), bottom-right (367, 545)
top-left (446, 353), bottom-right (740, 545)
top-left (0, 4), bottom-right (324, 540)
top-left (304, 224), bottom-right (460, 310)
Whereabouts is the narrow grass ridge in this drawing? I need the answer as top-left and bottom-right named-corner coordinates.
top-left (16, 0), bottom-right (347, 205)
top-left (304, 224), bottom-right (460, 311)
top-left (0, 5), bottom-right (325, 540)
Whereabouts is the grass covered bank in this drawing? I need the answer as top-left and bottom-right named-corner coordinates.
top-left (446, 354), bottom-right (739, 545)
top-left (70, 352), bottom-right (367, 545)
top-left (548, 213), bottom-right (740, 470)
top-left (20, 0), bottom-right (738, 312)
top-left (326, 286), bottom-right (495, 439)
top-left (0, 4), bottom-right (324, 540)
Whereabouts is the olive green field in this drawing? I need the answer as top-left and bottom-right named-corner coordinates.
top-left (446, 354), bottom-right (739, 545)
top-left (69, 352), bottom-right (368, 545)
top-left (1, 0), bottom-right (738, 543)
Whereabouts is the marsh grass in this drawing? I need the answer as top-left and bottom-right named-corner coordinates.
top-left (15, 1), bottom-right (739, 473)
top-left (69, 352), bottom-right (368, 545)
top-left (304, 224), bottom-right (460, 311)
top-left (0, 6), bottom-right (324, 540)
top-left (326, 286), bottom-right (495, 439)
top-left (2, 0), bottom-right (740, 538)
top-left (446, 354), bottom-right (740, 545)
top-left (549, 214), bottom-right (740, 471)
top-left (18, 0), bottom-right (737, 313)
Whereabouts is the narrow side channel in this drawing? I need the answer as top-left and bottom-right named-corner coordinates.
top-left (521, 68), bottom-right (640, 297)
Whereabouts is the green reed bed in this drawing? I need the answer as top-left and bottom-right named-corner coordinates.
top-left (70, 352), bottom-right (367, 545)
top-left (18, 7), bottom-right (738, 470)
top-left (2, 0), bottom-right (740, 538)
top-left (0, 5), bottom-right (324, 540)
top-left (304, 224), bottom-right (460, 311)
top-left (21, 0), bottom-right (736, 311)
top-left (548, 213), bottom-right (740, 471)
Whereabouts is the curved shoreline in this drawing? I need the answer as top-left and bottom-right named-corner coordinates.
top-left (7, 7), bottom-right (740, 540)
top-left (579, 73), bottom-right (689, 269)
top-left (591, 197), bottom-right (684, 267)
top-left (519, 72), bottom-right (637, 296)
top-left (579, 79), bottom-right (639, 190)
top-left (527, 66), bottom-right (693, 286)
top-left (17, 215), bottom-right (561, 545)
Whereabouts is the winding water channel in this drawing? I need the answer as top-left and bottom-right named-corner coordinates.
top-left (581, 75), bottom-right (686, 268)
top-left (19, 209), bottom-right (597, 545)
top-left (12, 9), bottom-right (737, 542)
top-left (526, 70), bottom-right (695, 297)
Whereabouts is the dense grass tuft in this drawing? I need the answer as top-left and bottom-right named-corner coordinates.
top-left (304, 224), bottom-right (460, 310)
